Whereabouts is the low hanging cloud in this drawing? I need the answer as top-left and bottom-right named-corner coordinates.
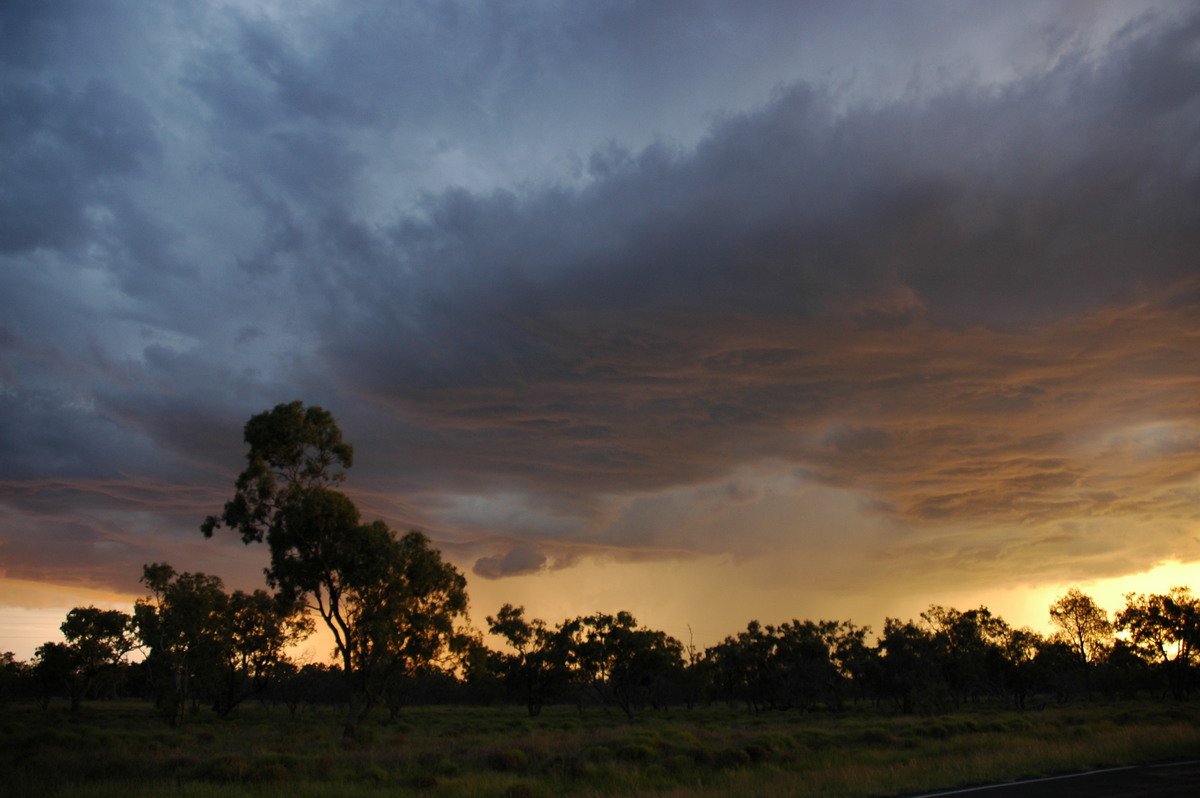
top-left (473, 544), bottom-right (549, 580)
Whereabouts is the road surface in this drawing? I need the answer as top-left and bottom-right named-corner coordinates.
top-left (906, 761), bottom-right (1200, 798)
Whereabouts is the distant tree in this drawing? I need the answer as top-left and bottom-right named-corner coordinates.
top-left (32, 642), bottom-right (77, 709)
top-left (0, 651), bottom-right (31, 703)
top-left (1030, 638), bottom-right (1088, 702)
top-left (203, 401), bottom-right (468, 740)
top-left (704, 621), bottom-right (765, 710)
top-left (212, 589), bottom-right (311, 718)
top-left (1094, 638), bottom-right (1155, 700)
top-left (271, 663), bottom-right (348, 717)
top-left (487, 603), bottom-right (572, 716)
top-left (59, 606), bottom-right (135, 712)
top-left (134, 564), bottom-right (229, 724)
top-left (1048, 588), bottom-right (1112, 666)
top-left (875, 618), bottom-right (944, 713)
top-left (563, 611), bottom-right (684, 719)
top-left (453, 633), bottom-right (504, 706)
top-left (920, 605), bottom-right (1011, 706)
top-left (997, 626), bottom-right (1043, 709)
top-left (1116, 587), bottom-right (1200, 699)
top-left (825, 620), bottom-right (875, 707)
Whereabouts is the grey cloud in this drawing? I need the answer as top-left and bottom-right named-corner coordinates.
top-left (473, 544), bottom-right (548, 580)
top-left (0, 389), bottom-right (163, 481)
top-left (322, 11), bottom-right (1199, 409)
top-left (0, 79), bottom-right (160, 254)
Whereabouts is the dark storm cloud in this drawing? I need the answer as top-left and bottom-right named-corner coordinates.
top-left (335, 15), bottom-right (1196, 370)
top-left (473, 544), bottom-right (548, 580)
top-left (323, 10), bottom-right (1199, 459)
top-left (1, 0), bottom-right (1197, 601)
top-left (0, 78), bottom-right (160, 254)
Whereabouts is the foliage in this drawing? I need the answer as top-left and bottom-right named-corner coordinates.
top-left (1116, 587), bottom-right (1200, 699)
top-left (58, 607), bottom-right (135, 712)
top-left (562, 611), bottom-right (685, 719)
top-left (200, 400), bottom-right (353, 546)
top-left (706, 619), bottom-right (855, 712)
top-left (133, 563), bottom-right (309, 723)
top-left (202, 401), bottom-right (469, 740)
top-left (1049, 587), bottom-right (1113, 665)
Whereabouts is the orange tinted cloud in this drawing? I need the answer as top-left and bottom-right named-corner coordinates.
top-left (385, 280), bottom-right (1199, 592)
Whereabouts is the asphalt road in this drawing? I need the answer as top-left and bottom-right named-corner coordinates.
top-left (906, 761), bottom-right (1200, 798)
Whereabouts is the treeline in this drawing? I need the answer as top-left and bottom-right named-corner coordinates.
top-left (4, 584), bottom-right (1199, 722)
top-left (4, 402), bottom-right (1197, 734)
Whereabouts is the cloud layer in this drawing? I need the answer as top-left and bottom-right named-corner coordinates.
top-left (1, 1), bottom-right (1198, 648)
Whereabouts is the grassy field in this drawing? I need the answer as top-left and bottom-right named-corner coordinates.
top-left (3, 699), bottom-right (1199, 797)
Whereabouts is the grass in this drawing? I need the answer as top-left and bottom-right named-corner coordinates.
top-left (3, 699), bottom-right (1198, 797)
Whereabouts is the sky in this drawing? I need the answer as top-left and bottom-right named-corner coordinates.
top-left (2, 0), bottom-right (1199, 662)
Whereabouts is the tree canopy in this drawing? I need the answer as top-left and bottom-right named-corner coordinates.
top-left (202, 401), bottom-right (468, 739)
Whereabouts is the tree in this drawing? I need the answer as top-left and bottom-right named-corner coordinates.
top-left (1048, 588), bottom-right (1112, 666)
top-left (59, 606), bottom-right (135, 712)
top-left (366, 528), bottom-right (470, 720)
top-left (214, 589), bottom-right (312, 717)
top-left (487, 604), bottom-right (572, 716)
top-left (134, 564), bottom-right (310, 721)
top-left (32, 642), bottom-right (77, 709)
top-left (825, 620), bottom-right (875, 707)
top-left (875, 618), bottom-right (945, 713)
top-left (563, 611), bottom-right (684, 719)
top-left (200, 400), bottom-right (354, 546)
top-left (1116, 587), bottom-right (1200, 699)
top-left (134, 564), bottom-right (230, 724)
top-left (203, 401), bottom-right (468, 740)
top-left (0, 651), bottom-right (31, 703)
top-left (919, 605), bottom-right (1011, 706)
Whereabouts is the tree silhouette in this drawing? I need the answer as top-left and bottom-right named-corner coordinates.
top-left (214, 589), bottom-right (311, 717)
top-left (203, 401), bottom-right (467, 739)
top-left (134, 564), bottom-right (230, 724)
top-left (58, 606), bottom-right (135, 712)
top-left (1117, 587), bottom-right (1200, 699)
top-left (563, 611), bottom-right (684, 719)
top-left (1048, 587), bottom-right (1112, 666)
top-left (201, 400), bottom-right (353, 547)
top-left (487, 603), bottom-right (571, 716)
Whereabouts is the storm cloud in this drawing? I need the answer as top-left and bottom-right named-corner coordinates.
top-left (1, 0), bottom-right (1198, 653)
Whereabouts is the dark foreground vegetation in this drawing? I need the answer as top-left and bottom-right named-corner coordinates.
top-left (3, 698), bottom-right (1199, 798)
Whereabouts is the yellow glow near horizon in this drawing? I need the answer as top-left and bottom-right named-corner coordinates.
top-left (0, 578), bottom-right (140, 661)
top-left (3, 558), bottom-right (1198, 664)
